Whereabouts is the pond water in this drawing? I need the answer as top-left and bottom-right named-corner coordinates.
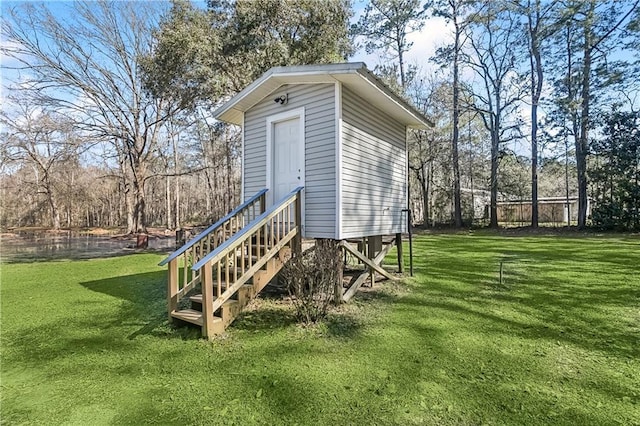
top-left (0, 231), bottom-right (176, 263)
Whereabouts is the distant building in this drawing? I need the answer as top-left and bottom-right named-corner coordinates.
top-left (496, 197), bottom-right (589, 225)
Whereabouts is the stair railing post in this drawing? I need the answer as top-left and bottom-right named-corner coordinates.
top-left (260, 193), bottom-right (266, 216)
top-left (167, 258), bottom-right (179, 321)
top-left (201, 261), bottom-right (215, 340)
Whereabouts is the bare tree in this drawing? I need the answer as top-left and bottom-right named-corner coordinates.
top-left (1, 1), bottom-right (177, 233)
top-left (407, 75), bottom-right (453, 225)
top-left (465, 2), bottom-right (525, 227)
top-left (432, 0), bottom-right (474, 227)
top-left (517, 0), bottom-right (559, 227)
top-left (1, 96), bottom-right (80, 229)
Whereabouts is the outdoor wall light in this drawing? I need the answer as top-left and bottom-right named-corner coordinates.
top-left (274, 94), bottom-right (288, 105)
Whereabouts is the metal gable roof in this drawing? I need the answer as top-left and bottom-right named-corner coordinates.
top-left (213, 62), bottom-right (433, 129)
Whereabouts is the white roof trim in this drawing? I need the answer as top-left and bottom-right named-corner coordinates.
top-left (213, 62), bottom-right (433, 129)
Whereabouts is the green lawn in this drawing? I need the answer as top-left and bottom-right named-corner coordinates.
top-left (1, 234), bottom-right (639, 425)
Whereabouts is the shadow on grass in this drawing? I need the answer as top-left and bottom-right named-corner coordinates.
top-left (1, 268), bottom-right (176, 365)
top-left (406, 234), bottom-right (640, 360)
top-left (324, 313), bottom-right (362, 338)
top-left (79, 270), bottom-right (195, 341)
top-left (231, 305), bottom-right (369, 339)
top-left (81, 270), bottom-right (165, 305)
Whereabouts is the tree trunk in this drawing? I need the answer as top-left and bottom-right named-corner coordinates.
top-left (531, 106), bottom-right (539, 228)
top-left (452, 14), bottom-right (463, 228)
top-left (125, 191), bottom-right (135, 233)
top-left (398, 40), bottom-right (406, 89)
top-left (47, 188), bottom-right (61, 230)
top-left (565, 25), bottom-right (579, 227)
top-left (489, 102), bottom-right (500, 228)
top-left (129, 154), bottom-right (147, 233)
top-left (422, 163), bottom-right (429, 226)
top-left (166, 174), bottom-right (171, 229)
top-left (120, 151), bottom-right (136, 233)
top-left (468, 117), bottom-right (475, 225)
top-left (134, 182), bottom-right (146, 232)
top-left (529, 0), bottom-right (543, 228)
top-left (173, 134), bottom-right (180, 230)
top-left (68, 170), bottom-right (75, 227)
top-left (565, 129), bottom-right (571, 226)
top-left (489, 129), bottom-right (499, 228)
top-left (577, 3), bottom-right (594, 229)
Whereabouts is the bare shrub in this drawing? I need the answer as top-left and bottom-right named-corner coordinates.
top-left (282, 239), bottom-right (342, 324)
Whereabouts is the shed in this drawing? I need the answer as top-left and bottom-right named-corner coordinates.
top-left (496, 196), bottom-right (589, 225)
top-left (214, 62), bottom-right (431, 240)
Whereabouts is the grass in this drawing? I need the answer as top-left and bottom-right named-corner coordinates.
top-left (1, 234), bottom-right (639, 425)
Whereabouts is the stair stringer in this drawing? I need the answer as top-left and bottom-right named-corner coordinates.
top-left (178, 186), bottom-right (303, 339)
top-left (228, 246), bottom-right (291, 326)
top-left (175, 245), bottom-right (293, 335)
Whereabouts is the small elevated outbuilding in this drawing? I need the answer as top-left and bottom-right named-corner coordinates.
top-left (163, 63), bottom-right (432, 338)
top-left (214, 62), bottom-right (432, 240)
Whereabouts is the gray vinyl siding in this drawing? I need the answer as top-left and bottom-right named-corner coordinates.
top-left (341, 86), bottom-right (407, 238)
top-left (243, 83), bottom-right (336, 238)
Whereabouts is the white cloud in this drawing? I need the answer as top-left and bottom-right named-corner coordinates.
top-left (351, 15), bottom-right (452, 78)
top-left (406, 17), bottom-right (450, 63)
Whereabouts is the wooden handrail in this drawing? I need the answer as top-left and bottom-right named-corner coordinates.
top-left (159, 189), bottom-right (268, 266)
top-left (192, 187), bottom-right (303, 333)
top-left (164, 189), bottom-right (267, 321)
top-left (192, 187), bottom-right (303, 271)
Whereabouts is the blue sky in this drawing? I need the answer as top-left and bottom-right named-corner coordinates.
top-left (2, 0), bottom-right (636, 134)
top-left (0, 1), bottom-right (444, 72)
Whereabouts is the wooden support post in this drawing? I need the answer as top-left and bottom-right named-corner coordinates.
top-left (364, 237), bottom-right (368, 259)
top-left (167, 259), bottom-right (179, 322)
top-left (335, 240), bottom-right (344, 305)
top-left (358, 238), bottom-right (366, 264)
top-left (367, 236), bottom-right (382, 287)
top-left (396, 233), bottom-right (404, 274)
top-left (368, 240), bottom-right (374, 287)
top-left (201, 263), bottom-right (215, 340)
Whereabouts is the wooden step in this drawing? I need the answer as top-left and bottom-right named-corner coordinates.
top-left (189, 293), bottom-right (247, 327)
top-left (170, 309), bottom-right (222, 327)
top-left (189, 283), bottom-right (254, 305)
top-left (189, 294), bottom-right (241, 306)
top-left (171, 244), bottom-right (292, 338)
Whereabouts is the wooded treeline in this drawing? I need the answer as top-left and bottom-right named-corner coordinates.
top-left (1, 0), bottom-right (638, 232)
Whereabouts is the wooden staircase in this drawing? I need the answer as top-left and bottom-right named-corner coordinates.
top-left (160, 187), bottom-right (303, 339)
top-left (170, 246), bottom-right (291, 334)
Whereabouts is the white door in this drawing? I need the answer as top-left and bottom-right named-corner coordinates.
top-left (272, 117), bottom-right (302, 202)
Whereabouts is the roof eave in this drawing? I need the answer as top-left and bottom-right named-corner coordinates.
top-left (213, 62), bottom-right (434, 129)
top-left (354, 67), bottom-right (433, 129)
